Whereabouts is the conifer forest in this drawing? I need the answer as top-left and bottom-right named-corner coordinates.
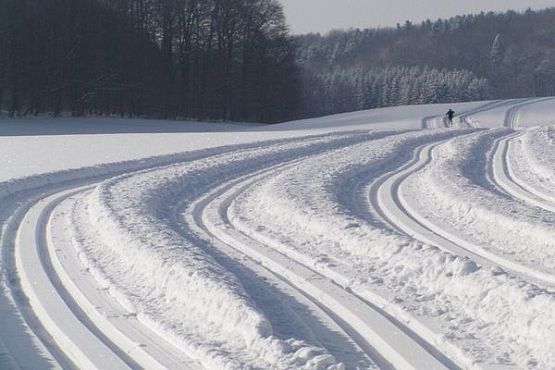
top-left (1, 2), bottom-right (554, 122)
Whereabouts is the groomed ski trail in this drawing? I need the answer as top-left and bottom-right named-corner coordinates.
top-left (0, 97), bottom-right (554, 369)
top-left (369, 135), bottom-right (555, 287)
top-left (12, 183), bottom-right (204, 369)
top-left (183, 158), bottom-right (458, 370)
top-left (490, 131), bottom-right (555, 212)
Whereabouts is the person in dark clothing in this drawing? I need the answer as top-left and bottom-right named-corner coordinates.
top-left (446, 109), bottom-right (455, 126)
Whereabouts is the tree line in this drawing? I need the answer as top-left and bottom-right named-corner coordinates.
top-left (295, 7), bottom-right (555, 118)
top-left (0, 0), bottom-right (300, 122)
top-left (302, 65), bottom-right (490, 117)
top-left (1, 4), bottom-right (554, 122)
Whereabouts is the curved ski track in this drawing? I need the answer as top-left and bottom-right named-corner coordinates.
top-left (182, 155), bottom-right (457, 370)
top-left (421, 99), bottom-right (511, 129)
top-left (491, 131), bottom-right (555, 213)
top-left (1, 97), bottom-right (554, 369)
top-left (369, 135), bottom-right (555, 287)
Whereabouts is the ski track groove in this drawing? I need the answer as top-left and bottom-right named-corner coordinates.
top-left (176, 159), bottom-right (381, 369)
top-left (13, 183), bottom-right (205, 369)
top-left (503, 97), bottom-right (555, 128)
top-left (176, 129), bottom-right (486, 369)
top-left (422, 99), bottom-right (523, 129)
top-left (15, 187), bottom-right (132, 370)
top-left (4, 131), bottom-right (393, 369)
top-left (184, 153), bottom-right (456, 370)
top-left (401, 97), bottom-right (555, 287)
top-left (1, 97), bottom-right (554, 369)
top-left (368, 134), bottom-right (555, 288)
top-left (459, 99), bottom-right (523, 128)
top-left (52, 188), bottom-right (204, 369)
top-left (0, 131), bottom-right (376, 369)
top-left (490, 131), bottom-right (555, 212)
top-left (82, 130), bottom-right (463, 369)
top-left (82, 131), bottom-right (409, 369)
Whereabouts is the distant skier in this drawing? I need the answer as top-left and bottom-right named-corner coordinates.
top-left (446, 109), bottom-right (455, 127)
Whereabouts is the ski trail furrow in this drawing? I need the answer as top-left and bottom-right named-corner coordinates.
top-left (369, 137), bottom-right (555, 287)
top-left (15, 186), bottom-right (132, 370)
top-left (74, 131), bottom-right (396, 369)
top-left (3, 135), bottom-right (311, 369)
top-left (49, 189), bottom-right (202, 370)
top-left (459, 99), bottom-right (522, 128)
top-left (184, 156), bottom-right (458, 370)
top-left (503, 97), bottom-right (555, 128)
top-left (2, 108), bottom-right (552, 369)
top-left (206, 130), bottom-right (485, 369)
top-left (490, 132), bottom-right (555, 212)
top-left (13, 183), bottom-right (201, 369)
top-left (422, 100), bottom-right (516, 129)
top-left (178, 160), bottom-right (378, 369)
top-left (0, 191), bottom-right (64, 369)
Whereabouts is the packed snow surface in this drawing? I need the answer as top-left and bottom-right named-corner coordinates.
top-left (0, 97), bottom-right (554, 370)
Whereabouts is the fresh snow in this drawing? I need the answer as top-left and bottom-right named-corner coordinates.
top-left (0, 97), bottom-right (554, 369)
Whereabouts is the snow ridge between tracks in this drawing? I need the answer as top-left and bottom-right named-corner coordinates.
top-left (228, 129), bottom-right (555, 369)
top-left (81, 133), bottom-right (380, 369)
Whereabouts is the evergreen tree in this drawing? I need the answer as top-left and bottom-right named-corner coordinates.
top-left (490, 33), bottom-right (506, 67)
top-left (295, 7), bottom-right (555, 118)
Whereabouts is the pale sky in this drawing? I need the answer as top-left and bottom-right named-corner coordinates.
top-left (280, 0), bottom-right (555, 34)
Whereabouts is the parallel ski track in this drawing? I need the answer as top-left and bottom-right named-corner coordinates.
top-left (179, 137), bottom-right (468, 370)
top-left (421, 100), bottom-right (516, 129)
top-left (372, 97), bottom-right (555, 287)
top-left (490, 131), bottom-right (555, 213)
top-left (114, 131), bottom-right (409, 369)
top-left (368, 134), bottom-right (555, 288)
top-left (503, 97), bottom-right (555, 128)
top-left (421, 97), bottom-right (552, 130)
top-left (1, 132), bottom-right (377, 369)
top-left (13, 183), bottom-right (203, 369)
top-left (2, 185), bottom-right (77, 369)
top-left (459, 99), bottom-right (523, 128)
top-left (1, 132), bottom-right (404, 369)
top-left (175, 160), bottom-right (381, 369)
top-left (3, 97), bottom-right (553, 368)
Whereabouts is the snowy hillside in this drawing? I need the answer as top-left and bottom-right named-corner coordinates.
top-left (0, 97), bottom-right (554, 369)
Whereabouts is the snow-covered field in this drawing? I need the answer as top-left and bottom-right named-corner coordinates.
top-left (0, 97), bottom-right (554, 370)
